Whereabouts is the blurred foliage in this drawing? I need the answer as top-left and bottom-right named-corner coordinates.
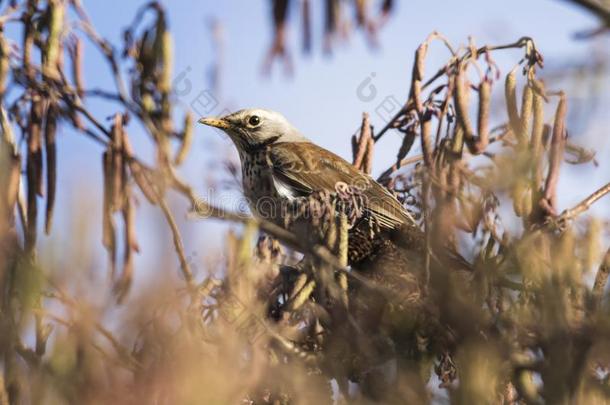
top-left (0, 1), bottom-right (610, 404)
top-left (563, 0), bottom-right (610, 38)
top-left (263, 0), bottom-right (394, 74)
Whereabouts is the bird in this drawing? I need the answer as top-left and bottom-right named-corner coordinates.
top-left (198, 108), bottom-right (424, 268)
top-left (199, 109), bottom-right (441, 400)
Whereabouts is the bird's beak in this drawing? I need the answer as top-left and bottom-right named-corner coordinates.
top-left (198, 117), bottom-right (232, 130)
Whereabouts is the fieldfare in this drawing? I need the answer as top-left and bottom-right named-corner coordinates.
top-left (198, 109), bottom-right (422, 266)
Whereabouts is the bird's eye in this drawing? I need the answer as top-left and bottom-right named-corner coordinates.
top-left (248, 115), bottom-right (260, 126)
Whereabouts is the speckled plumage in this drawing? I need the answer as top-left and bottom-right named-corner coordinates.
top-left (199, 109), bottom-right (422, 266)
top-left (240, 142), bottom-right (420, 265)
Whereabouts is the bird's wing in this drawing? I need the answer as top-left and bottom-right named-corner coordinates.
top-left (268, 142), bottom-right (415, 230)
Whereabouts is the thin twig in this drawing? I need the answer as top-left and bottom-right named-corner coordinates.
top-left (558, 182), bottom-right (610, 222)
top-left (374, 36), bottom-right (538, 142)
top-left (157, 195), bottom-right (194, 285)
top-left (42, 289), bottom-right (141, 369)
top-left (376, 154), bottom-right (423, 183)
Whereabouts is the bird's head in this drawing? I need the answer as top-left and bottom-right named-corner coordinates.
top-left (198, 109), bottom-right (309, 152)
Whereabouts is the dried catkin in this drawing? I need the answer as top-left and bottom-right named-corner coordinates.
top-left (410, 43), bottom-right (428, 113)
top-left (353, 113), bottom-right (371, 170)
top-left (44, 105), bottom-right (58, 234)
top-left (43, 0), bottom-right (64, 79)
top-left (102, 150), bottom-right (117, 273)
top-left (505, 67), bottom-right (520, 139)
top-left (531, 88), bottom-right (545, 189)
top-left (454, 66), bottom-right (475, 142)
top-left (473, 79), bottom-right (491, 154)
top-left (421, 113), bottom-right (433, 167)
top-left (543, 92), bottom-right (567, 213)
top-left (519, 83), bottom-right (533, 143)
top-left (70, 37), bottom-right (85, 98)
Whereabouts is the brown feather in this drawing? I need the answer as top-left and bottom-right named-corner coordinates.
top-left (268, 142), bottom-right (416, 230)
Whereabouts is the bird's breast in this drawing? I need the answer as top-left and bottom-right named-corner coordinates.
top-left (240, 151), bottom-right (284, 223)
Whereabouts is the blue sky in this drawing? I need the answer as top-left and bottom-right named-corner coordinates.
top-left (76, 0), bottom-right (608, 181)
top-left (29, 1), bottom-right (610, 288)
